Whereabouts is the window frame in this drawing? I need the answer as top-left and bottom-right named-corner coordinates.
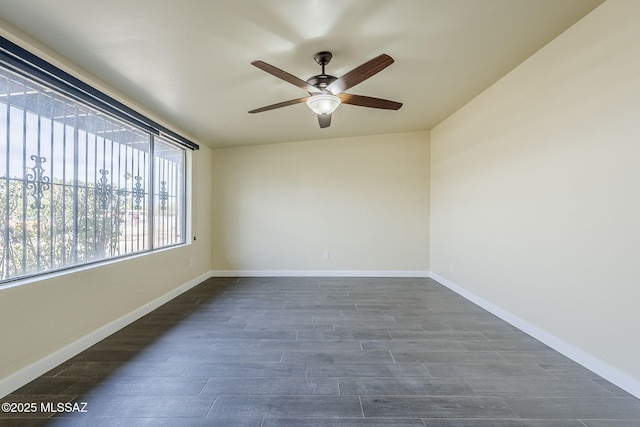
top-left (0, 35), bottom-right (197, 286)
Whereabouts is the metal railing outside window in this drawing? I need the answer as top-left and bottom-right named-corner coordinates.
top-left (0, 65), bottom-right (186, 284)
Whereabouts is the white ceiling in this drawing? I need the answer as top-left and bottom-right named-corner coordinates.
top-left (0, 0), bottom-right (604, 148)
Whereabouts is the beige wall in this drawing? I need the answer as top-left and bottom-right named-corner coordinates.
top-left (0, 145), bottom-right (213, 386)
top-left (212, 131), bottom-right (430, 273)
top-left (430, 0), bottom-right (640, 385)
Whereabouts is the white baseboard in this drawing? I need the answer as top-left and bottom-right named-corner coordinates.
top-left (211, 270), bottom-right (430, 278)
top-left (1, 268), bottom-right (424, 397)
top-left (7, 269), bottom-right (636, 400)
top-left (428, 271), bottom-right (640, 399)
top-left (0, 270), bottom-right (214, 398)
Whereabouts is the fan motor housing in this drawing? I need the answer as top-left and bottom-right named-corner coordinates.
top-left (306, 74), bottom-right (337, 91)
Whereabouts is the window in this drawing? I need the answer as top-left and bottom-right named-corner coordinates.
top-left (0, 37), bottom-right (196, 284)
top-left (153, 137), bottom-right (186, 248)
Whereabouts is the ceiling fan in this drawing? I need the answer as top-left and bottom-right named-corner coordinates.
top-left (248, 51), bottom-right (402, 128)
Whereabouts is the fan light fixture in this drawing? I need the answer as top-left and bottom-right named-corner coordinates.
top-left (306, 93), bottom-right (341, 115)
top-left (249, 52), bottom-right (402, 128)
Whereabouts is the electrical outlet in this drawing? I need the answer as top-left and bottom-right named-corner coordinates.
top-left (322, 251), bottom-right (329, 259)
top-left (449, 263), bottom-right (454, 273)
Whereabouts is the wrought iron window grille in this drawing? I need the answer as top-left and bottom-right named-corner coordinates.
top-left (0, 37), bottom-right (189, 284)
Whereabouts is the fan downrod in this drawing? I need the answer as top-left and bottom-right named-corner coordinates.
top-left (308, 51), bottom-right (337, 90)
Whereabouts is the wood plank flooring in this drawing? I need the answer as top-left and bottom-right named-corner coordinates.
top-left (2, 277), bottom-right (640, 426)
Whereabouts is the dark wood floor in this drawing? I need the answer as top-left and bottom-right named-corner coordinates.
top-left (2, 277), bottom-right (640, 426)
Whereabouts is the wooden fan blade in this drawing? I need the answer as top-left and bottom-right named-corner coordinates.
top-left (318, 113), bottom-right (331, 128)
top-left (248, 97), bottom-right (309, 114)
top-left (326, 54), bottom-right (394, 95)
top-left (252, 60), bottom-right (322, 94)
top-left (338, 93), bottom-right (402, 110)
